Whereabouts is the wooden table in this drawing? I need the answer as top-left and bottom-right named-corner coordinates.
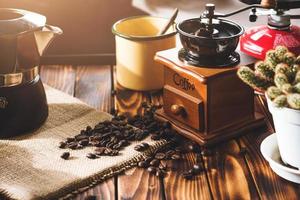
top-left (40, 64), bottom-right (300, 200)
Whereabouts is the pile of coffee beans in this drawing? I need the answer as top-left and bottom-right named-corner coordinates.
top-left (59, 103), bottom-right (211, 180)
top-left (128, 103), bottom-right (176, 142)
top-left (133, 139), bottom-right (209, 179)
top-left (135, 143), bottom-right (182, 178)
top-left (59, 114), bottom-right (149, 159)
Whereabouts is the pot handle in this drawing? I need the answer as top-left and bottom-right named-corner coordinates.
top-left (43, 24), bottom-right (63, 35)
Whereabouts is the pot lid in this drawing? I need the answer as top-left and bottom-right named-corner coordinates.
top-left (0, 8), bottom-right (46, 36)
top-left (240, 25), bottom-right (300, 60)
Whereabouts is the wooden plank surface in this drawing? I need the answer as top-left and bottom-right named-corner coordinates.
top-left (75, 180), bottom-right (115, 200)
top-left (74, 65), bottom-right (112, 112)
top-left (164, 153), bottom-right (212, 200)
top-left (115, 84), bottom-right (151, 117)
top-left (203, 139), bottom-right (260, 200)
top-left (40, 65), bottom-right (76, 96)
top-left (40, 65), bottom-right (300, 200)
top-left (118, 168), bottom-right (162, 200)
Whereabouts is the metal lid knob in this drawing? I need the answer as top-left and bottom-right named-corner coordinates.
top-left (205, 4), bottom-right (215, 12)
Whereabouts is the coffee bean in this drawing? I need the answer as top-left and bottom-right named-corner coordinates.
top-left (104, 148), bottom-right (113, 155)
top-left (79, 139), bottom-right (89, 146)
top-left (135, 132), bottom-right (145, 141)
top-left (147, 166), bottom-right (157, 174)
top-left (95, 147), bottom-right (106, 155)
top-left (144, 157), bottom-right (153, 164)
top-left (102, 120), bottom-right (111, 125)
top-left (119, 140), bottom-right (129, 147)
top-left (159, 164), bottom-right (167, 171)
top-left (175, 146), bottom-right (184, 153)
top-left (166, 150), bottom-right (175, 158)
top-left (106, 141), bottom-right (115, 148)
top-left (100, 139), bottom-right (109, 146)
top-left (91, 136), bottom-right (101, 141)
top-left (134, 144), bottom-right (143, 152)
top-left (66, 137), bottom-right (75, 143)
top-left (59, 142), bottom-right (67, 149)
top-left (109, 150), bottom-right (119, 156)
top-left (171, 153), bottom-right (181, 160)
top-left (112, 143), bottom-right (122, 150)
top-left (192, 164), bottom-right (203, 174)
top-left (138, 161), bottom-right (148, 168)
top-left (61, 152), bottom-right (70, 160)
top-left (67, 142), bottom-right (78, 150)
top-left (151, 134), bottom-right (161, 141)
top-left (134, 143), bottom-right (149, 152)
top-left (75, 134), bottom-right (89, 141)
top-left (87, 153), bottom-right (97, 159)
top-left (150, 159), bottom-right (160, 167)
top-left (155, 153), bottom-right (166, 160)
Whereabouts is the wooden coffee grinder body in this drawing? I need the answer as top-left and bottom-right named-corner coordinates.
top-left (155, 48), bottom-right (264, 145)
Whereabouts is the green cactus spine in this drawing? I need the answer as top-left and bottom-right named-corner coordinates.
top-left (237, 66), bottom-right (272, 91)
top-left (274, 73), bottom-right (289, 89)
top-left (283, 52), bottom-right (296, 66)
top-left (275, 46), bottom-right (288, 62)
top-left (266, 86), bottom-right (282, 100)
top-left (287, 93), bottom-right (300, 109)
top-left (293, 82), bottom-right (300, 93)
top-left (265, 50), bottom-right (279, 69)
top-left (273, 95), bottom-right (288, 107)
top-left (255, 61), bottom-right (274, 81)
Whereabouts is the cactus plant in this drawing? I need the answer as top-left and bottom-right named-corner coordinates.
top-left (237, 66), bottom-right (273, 92)
top-left (237, 45), bottom-right (300, 110)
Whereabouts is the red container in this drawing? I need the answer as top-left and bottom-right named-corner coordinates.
top-left (240, 25), bottom-right (300, 60)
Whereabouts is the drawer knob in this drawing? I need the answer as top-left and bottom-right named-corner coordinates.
top-left (171, 104), bottom-right (184, 116)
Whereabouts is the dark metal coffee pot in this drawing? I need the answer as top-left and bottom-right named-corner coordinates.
top-left (0, 8), bottom-right (62, 137)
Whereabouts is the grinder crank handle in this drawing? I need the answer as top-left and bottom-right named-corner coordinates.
top-left (240, 0), bottom-right (300, 9)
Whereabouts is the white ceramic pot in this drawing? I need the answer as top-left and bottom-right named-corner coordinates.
top-left (267, 96), bottom-right (300, 169)
top-left (112, 16), bottom-right (177, 91)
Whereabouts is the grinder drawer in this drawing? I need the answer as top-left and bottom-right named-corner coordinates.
top-left (163, 85), bottom-right (204, 131)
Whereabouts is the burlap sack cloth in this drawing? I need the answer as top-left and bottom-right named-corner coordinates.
top-left (0, 86), bottom-right (166, 200)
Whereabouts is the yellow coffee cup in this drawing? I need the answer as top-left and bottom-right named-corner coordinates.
top-left (112, 16), bottom-right (177, 91)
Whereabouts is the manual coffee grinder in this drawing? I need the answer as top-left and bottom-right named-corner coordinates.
top-left (0, 8), bottom-right (62, 137)
top-left (154, 4), bottom-right (269, 146)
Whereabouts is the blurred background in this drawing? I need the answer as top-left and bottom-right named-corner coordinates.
top-left (0, 0), bottom-right (299, 58)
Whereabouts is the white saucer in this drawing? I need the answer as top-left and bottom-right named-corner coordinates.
top-left (260, 133), bottom-right (300, 184)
